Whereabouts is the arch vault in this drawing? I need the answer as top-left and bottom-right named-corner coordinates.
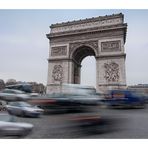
top-left (46, 13), bottom-right (127, 93)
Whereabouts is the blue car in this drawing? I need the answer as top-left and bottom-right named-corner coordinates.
top-left (102, 89), bottom-right (145, 109)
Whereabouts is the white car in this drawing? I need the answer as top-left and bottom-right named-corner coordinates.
top-left (6, 101), bottom-right (44, 117)
top-left (0, 113), bottom-right (33, 137)
top-left (0, 89), bottom-right (30, 101)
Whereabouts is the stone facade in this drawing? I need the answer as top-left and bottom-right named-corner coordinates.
top-left (46, 13), bottom-right (127, 93)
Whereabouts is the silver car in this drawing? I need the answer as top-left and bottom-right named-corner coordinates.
top-left (0, 89), bottom-right (30, 101)
top-left (6, 101), bottom-right (44, 117)
top-left (0, 113), bottom-right (33, 137)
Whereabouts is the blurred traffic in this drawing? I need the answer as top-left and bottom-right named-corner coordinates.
top-left (0, 83), bottom-right (148, 138)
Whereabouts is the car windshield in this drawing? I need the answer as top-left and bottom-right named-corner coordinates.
top-left (10, 101), bottom-right (32, 107)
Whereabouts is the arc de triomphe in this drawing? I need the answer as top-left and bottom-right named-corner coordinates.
top-left (46, 13), bottom-right (127, 93)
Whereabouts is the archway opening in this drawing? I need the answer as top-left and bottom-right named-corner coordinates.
top-left (72, 46), bottom-right (96, 87)
top-left (81, 56), bottom-right (96, 88)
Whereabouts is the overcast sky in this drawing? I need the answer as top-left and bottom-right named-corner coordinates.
top-left (0, 9), bottom-right (148, 87)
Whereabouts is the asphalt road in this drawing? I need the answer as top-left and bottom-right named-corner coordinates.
top-left (15, 105), bottom-right (148, 139)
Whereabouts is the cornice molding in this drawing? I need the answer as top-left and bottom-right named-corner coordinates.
top-left (96, 53), bottom-right (126, 59)
top-left (50, 13), bottom-right (124, 28)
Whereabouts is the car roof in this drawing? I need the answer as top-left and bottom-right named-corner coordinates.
top-left (2, 89), bottom-right (25, 93)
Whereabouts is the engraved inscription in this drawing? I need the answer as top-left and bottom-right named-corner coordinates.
top-left (52, 65), bottom-right (63, 82)
top-left (101, 40), bottom-right (121, 52)
top-left (104, 62), bottom-right (119, 82)
top-left (51, 46), bottom-right (67, 56)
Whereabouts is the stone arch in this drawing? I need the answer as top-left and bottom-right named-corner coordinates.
top-left (71, 45), bottom-right (96, 64)
top-left (69, 40), bottom-right (98, 60)
top-left (47, 13), bottom-right (127, 93)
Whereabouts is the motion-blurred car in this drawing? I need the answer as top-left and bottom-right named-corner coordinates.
top-left (0, 113), bottom-right (33, 137)
top-left (139, 92), bottom-right (148, 103)
top-left (0, 89), bottom-right (30, 101)
top-left (28, 93), bottom-right (101, 114)
top-left (28, 84), bottom-right (103, 114)
top-left (69, 114), bottom-right (118, 134)
top-left (6, 101), bottom-right (44, 117)
top-left (0, 89), bottom-right (26, 94)
top-left (102, 89), bottom-right (145, 109)
top-left (5, 83), bottom-right (32, 93)
top-left (1, 88), bottom-right (39, 97)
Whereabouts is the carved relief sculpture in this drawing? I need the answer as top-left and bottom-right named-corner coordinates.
top-left (104, 62), bottom-right (119, 82)
top-left (52, 65), bottom-right (63, 82)
top-left (51, 46), bottom-right (67, 56)
top-left (101, 40), bottom-right (121, 52)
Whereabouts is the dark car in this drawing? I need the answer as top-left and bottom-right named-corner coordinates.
top-left (5, 83), bottom-right (32, 93)
top-left (102, 89), bottom-right (145, 109)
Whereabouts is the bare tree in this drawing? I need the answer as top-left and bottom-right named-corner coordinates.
top-left (0, 79), bottom-right (5, 90)
top-left (5, 79), bottom-right (17, 86)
